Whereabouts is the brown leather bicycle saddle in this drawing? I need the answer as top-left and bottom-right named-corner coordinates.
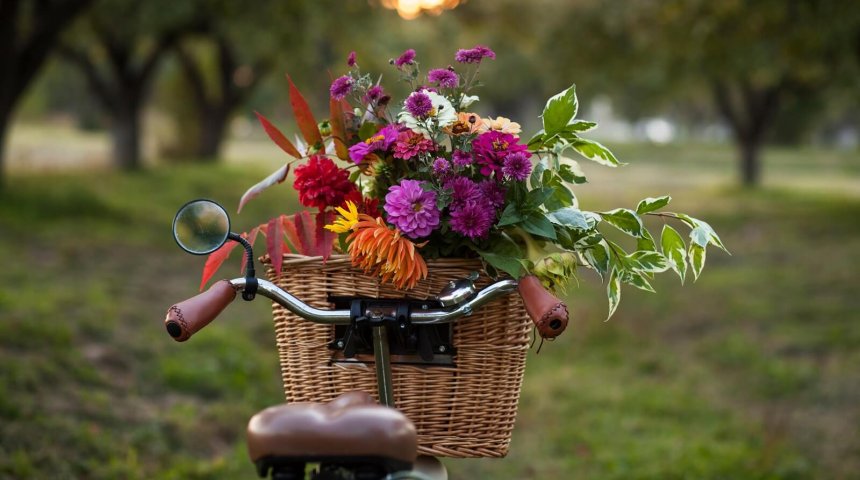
top-left (246, 391), bottom-right (418, 467)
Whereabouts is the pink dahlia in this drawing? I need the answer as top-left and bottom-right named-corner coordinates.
top-left (502, 151), bottom-right (532, 181)
top-left (455, 45), bottom-right (496, 64)
top-left (384, 179), bottom-right (440, 239)
top-left (393, 49), bottom-right (416, 68)
top-left (427, 68), bottom-right (459, 88)
top-left (393, 129), bottom-right (435, 160)
top-left (444, 176), bottom-right (480, 209)
top-left (330, 75), bottom-right (353, 100)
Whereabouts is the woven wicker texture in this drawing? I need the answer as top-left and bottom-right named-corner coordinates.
top-left (263, 254), bottom-right (531, 458)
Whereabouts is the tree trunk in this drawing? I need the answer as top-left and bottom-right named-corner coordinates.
top-left (739, 137), bottom-right (761, 187)
top-left (111, 103), bottom-right (142, 170)
top-left (196, 106), bottom-right (228, 160)
top-left (0, 104), bottom-right (10, 189)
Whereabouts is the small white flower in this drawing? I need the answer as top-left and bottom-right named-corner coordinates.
top-left (460, 93), bottom-right (480, 109)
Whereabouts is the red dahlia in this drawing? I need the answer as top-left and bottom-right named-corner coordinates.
top-left (293, 155), bottom-right (358, 211)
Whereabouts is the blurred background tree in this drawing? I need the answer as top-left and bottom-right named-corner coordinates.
top-left (0, 0), bottom-right (92, 189)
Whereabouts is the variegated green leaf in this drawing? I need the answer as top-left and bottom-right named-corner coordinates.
top-left (661, 224), bottom-right (687, 284)
top-left (600, 208), bottom-right (644, 237)
top-left (607, 267), bottom-right (622, 320)
top-left (689, 244), bottom-right (706, 281)
top-left (636, 195), bottom-right (672, 214)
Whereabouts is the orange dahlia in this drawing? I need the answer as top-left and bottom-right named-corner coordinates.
top-left (347, 215), bottom-right (428, 290)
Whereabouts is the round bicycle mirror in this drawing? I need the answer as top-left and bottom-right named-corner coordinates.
top-left (173, 199), bottom-right (231, 255)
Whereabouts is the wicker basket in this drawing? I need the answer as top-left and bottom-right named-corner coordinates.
top-left (262, 254), bottom-right (531, 458)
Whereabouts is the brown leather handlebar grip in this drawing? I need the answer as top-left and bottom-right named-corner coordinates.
top-left (517, 275), bottom-right (569, 339)
top-left (164, 280), bottom-right (237, 342)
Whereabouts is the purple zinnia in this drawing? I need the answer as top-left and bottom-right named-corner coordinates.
top-left (450, 200), bottom-right (494, 239)
top-left (330, 75), bottom-right (353, 100)
top-left (393, 49), bottom-right (416, 68)
top-left (472, 131), bottom-right (529, 177)
top-left (405, 92), bottom-right (433, 118)
top-left (444, 176), bottom-right (480, 209)
top-left (427, 68), bottom-right (459, 88)
top-left (348, 124), bottom-right (399, 164)
top-left (455, 45), bottom-right (496, 64)
top-left (452, 150), bottom-right (472, 167)
top-left (432, 157), bottom-right (450, 176)
top-left (347, 51), bottom-right (357, 67)
top-left (502, 151), bottom-right (532, 181)
top-left (384, 180), bottom-right (440, 239)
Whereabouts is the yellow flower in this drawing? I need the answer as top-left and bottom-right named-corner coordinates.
top-left (347, 216), bottom-right (428, 290)
top-left (324, 201), bottom-right (360, 234)
top-left (478, 116), bottom-right (522, 136)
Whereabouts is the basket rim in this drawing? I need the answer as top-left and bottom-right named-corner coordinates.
top-left (261, 253), bottom-right (485, 269)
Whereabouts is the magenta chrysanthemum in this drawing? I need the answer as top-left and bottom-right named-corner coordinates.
top-left (384, 179), bottom-right (440, 238)
top-left (479, 180), bottom-right (506, 210)
top-left (347, 51), bottom-right (357, 67)
top-left (393, 130), bottom-right (435, 160)
top-left (444, 176), bottom-right (480, 209)
top-left (502, 151), bottom-right (532, 181)
top-left (427, 68), bottom-right (459, 88)
top-left (330, 75), bottom-right (353, 100)
top-left (455, 45), bottom-right (496, 64)
top-left (394, 49), bottom-right (416, 67)
top-left (472, 131), bottom-right (529, 177)
top-left (432, 158), bottom-right (450, 176)
top-left (405, 92), bottom-right (433, 118)
top-left (450, 200), bottom-right (494, 239)
top-left (452, 150), bottom-right (472, 167)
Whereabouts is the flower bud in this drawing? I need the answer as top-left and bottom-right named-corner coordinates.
top-left (532, 252), bottom-right (577, 292)
top-left (318, 120), bottom-right (332, 137)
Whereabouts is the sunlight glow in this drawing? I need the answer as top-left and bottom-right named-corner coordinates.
top-left (380, 0), bottom-right (462, 20)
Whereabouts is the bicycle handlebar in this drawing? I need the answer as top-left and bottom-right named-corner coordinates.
top-left (165, 275), bottom-right (567, 342)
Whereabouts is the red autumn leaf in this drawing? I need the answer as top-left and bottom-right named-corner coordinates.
top-left (316, 211), bottom-right (338, 261)
top-left (286, 74), bottom-right (322, 149)
top-left (329, 97), bottom-right (349, 160)
top-left (200, 240), bottom-right (240, 291)
top-left (293, 210), bottom-right (315, 256)
top-left (239, 227), bottom-right (260, 275)
top-left (237, 163), bottom-right (291, 213)
top-left (280, 214), bottom-right (301, 254)
top-left (255, 112), bottom-right (302, 159)
top-left (266, 217), bottom-right (284, 277)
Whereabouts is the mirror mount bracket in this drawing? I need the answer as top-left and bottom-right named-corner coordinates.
top-left (228, 232), bottom-right (258, 301)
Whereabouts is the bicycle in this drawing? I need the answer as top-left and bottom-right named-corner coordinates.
top-left (164, 199), bottom-right (569, 480)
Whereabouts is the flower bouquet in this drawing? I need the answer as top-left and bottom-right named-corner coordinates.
top-left (203, 45), bottom-right (727, 326)
top-left (197, 46), bottom-right (727, 457)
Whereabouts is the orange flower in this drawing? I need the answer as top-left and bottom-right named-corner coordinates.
top-left (477, 116), bottom-right (522, 135)
top-left (347, 215), bottom-right (428, 289)
top-left (444, 112), bottom-right (483, 136)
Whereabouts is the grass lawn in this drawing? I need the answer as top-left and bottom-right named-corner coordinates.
top-left (0, 141), bottom-right (858, 479)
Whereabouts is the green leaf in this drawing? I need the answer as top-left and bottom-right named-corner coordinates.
top-left (496, 204), bottom-right (523, 227)
top-left (526, 187), bottom-right (556, 209)
top-left (607, 267), bottom-right (622, 320)
top-left (527, 130), bottom-right (545, 149)
top-left (600, 208), bottom-right (644, 237)
top-left (566, 120), bottom-right (597, 133)
top-left (477, 236), bottom-right (524, 278)
top-left (571, 138), bottom-right (621, 167)
top-left (521, 213), bottom-right (557, 240)
top-left (547, 207), bottom-right (590, 230)
top-left (583, 241), bottom-right (610, 280)
top-left (689, 225), bottom-right (710, 248)
top-left (661, 225), bottom-right (687, 284)
top-left (558, 159), bottom-right (587, 184)
top-left (625, 270), bottom-right (656, 293)
top-left (675, 214), bottom-right (729, 254)
top-left (530, 158), bottom-right (547, 189)
top-left (636, 195), bottom-right (672, 214)
top-left (689, 244), bottom-right (706, 281)
top-left (358, 121), bottom-right (377, 141)
top-left (543, 177), bottom-right (576, 211)
top-left (541, 84), bottom-right (578, 135)
top-left (627, 251), bottom-right (670, 273)
top-left (637, 228), bottom-right (657, 251)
